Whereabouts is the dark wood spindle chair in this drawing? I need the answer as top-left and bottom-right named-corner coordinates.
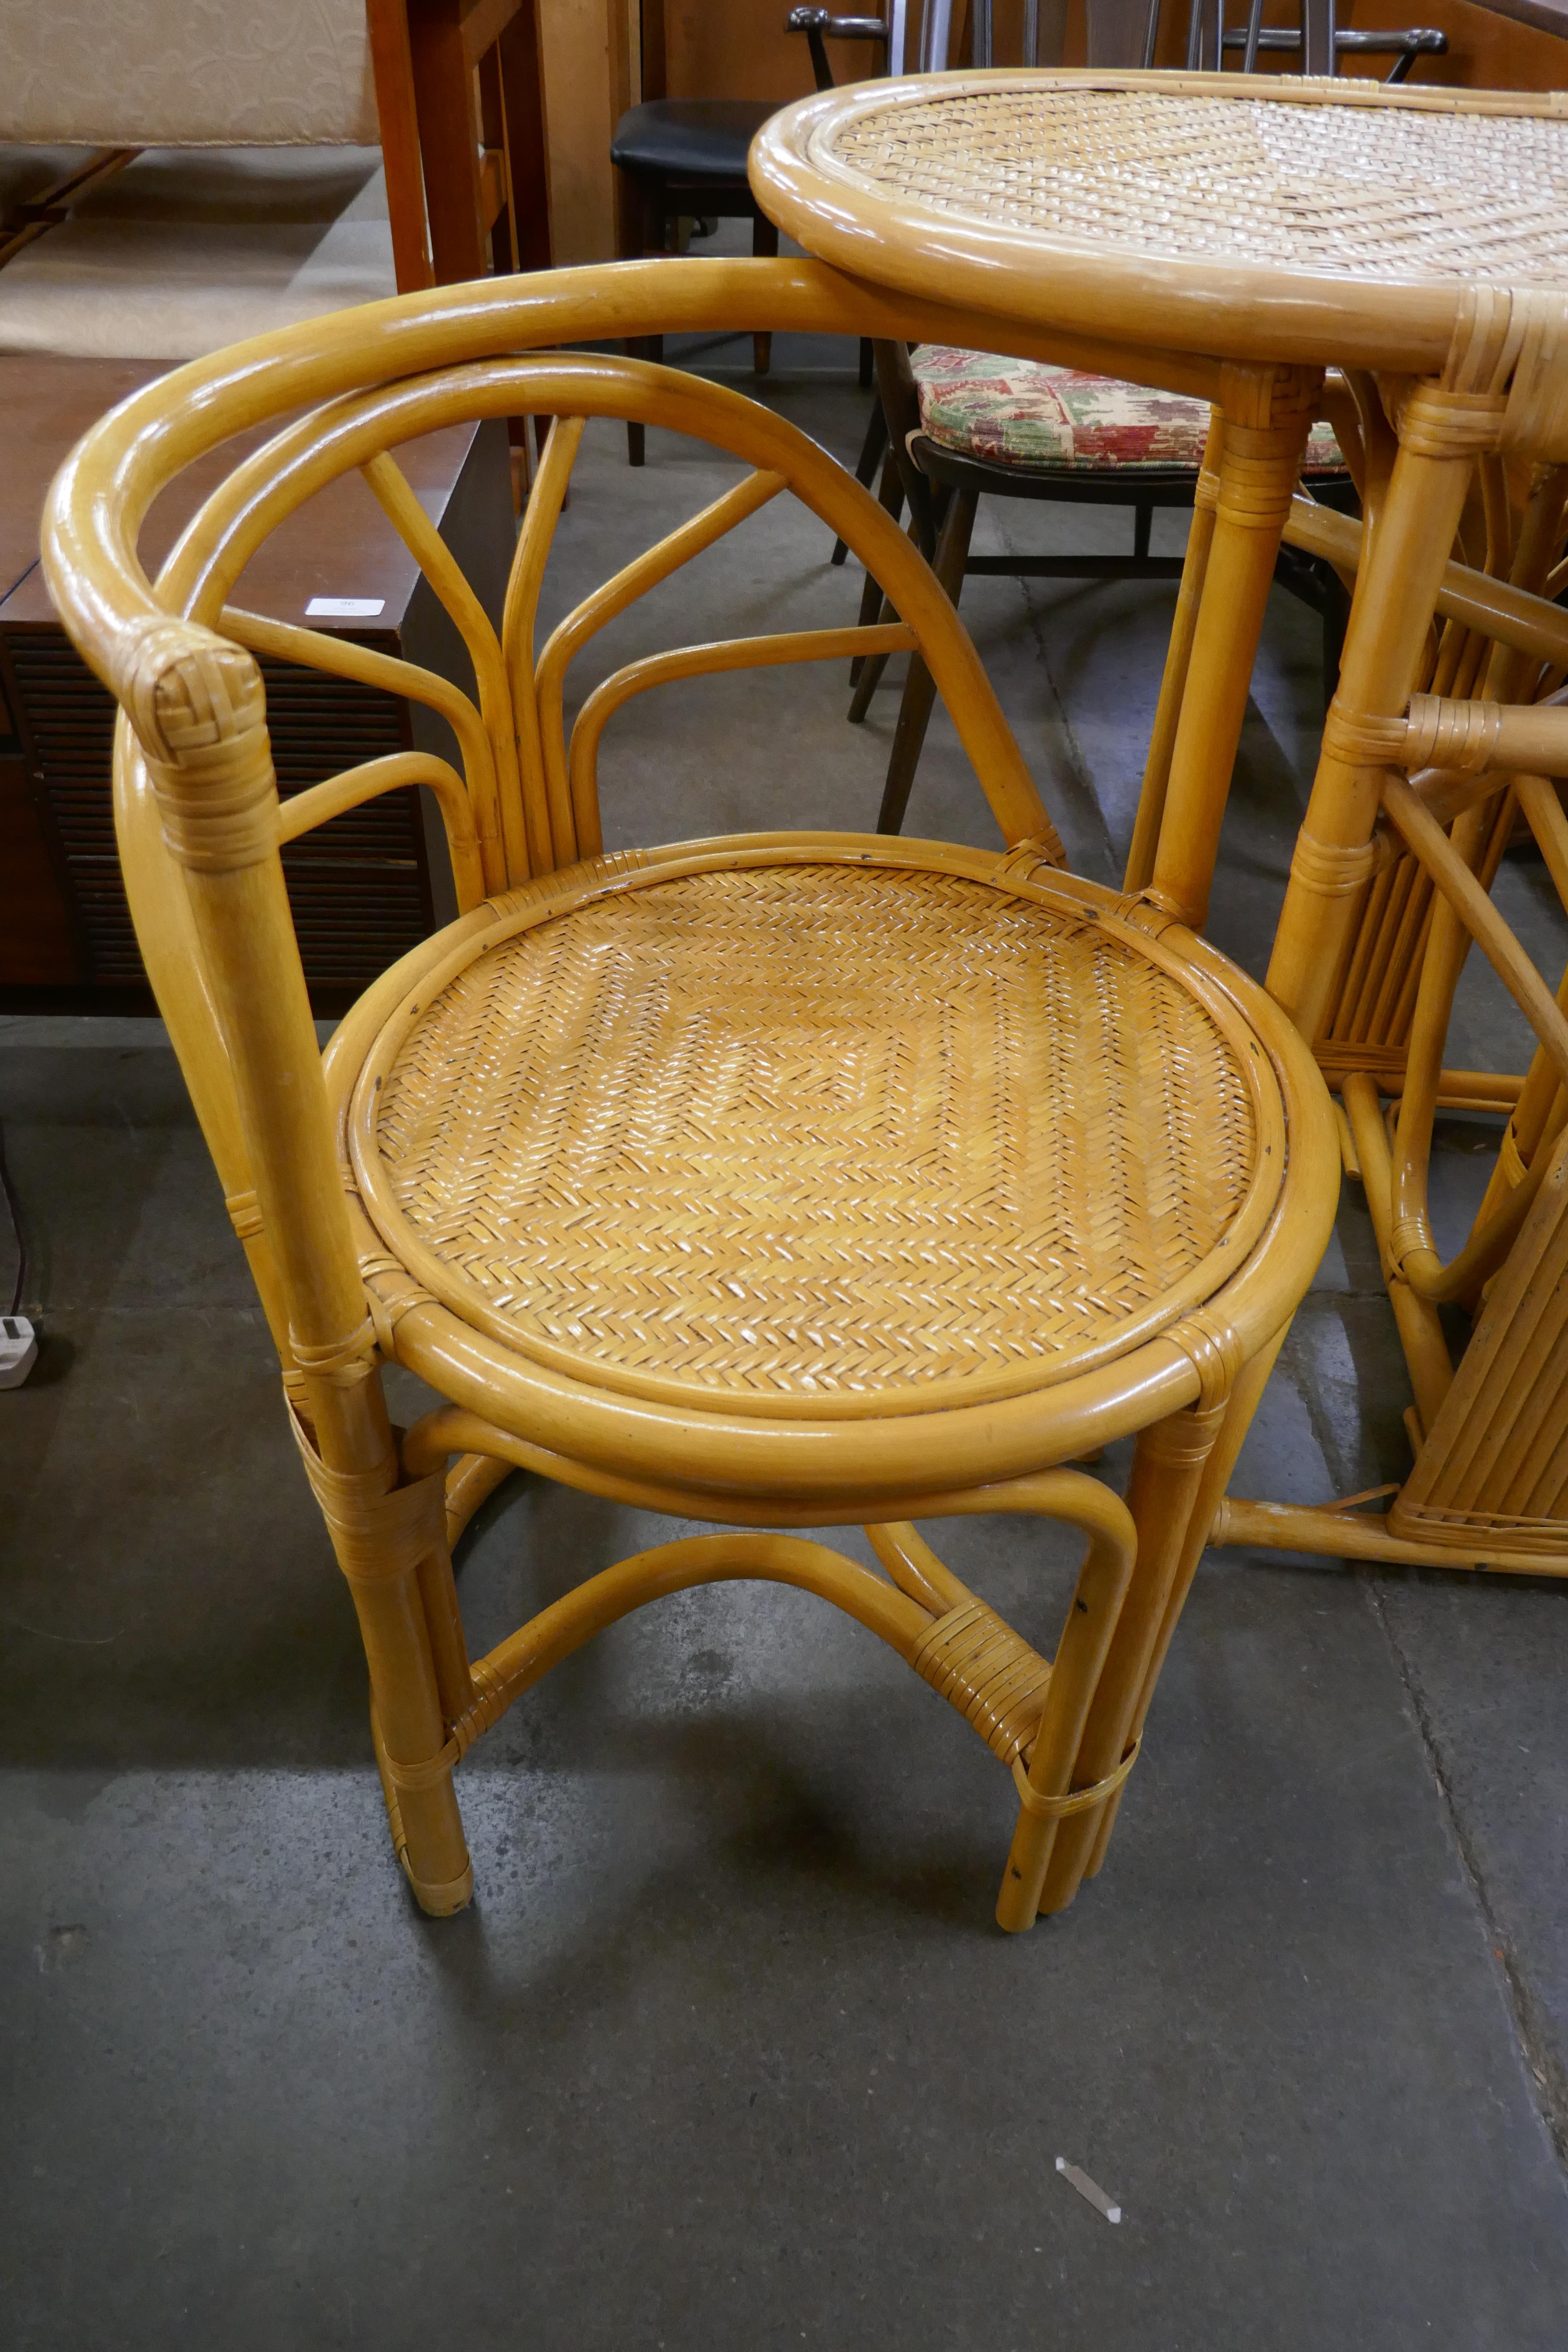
top-left (610, 0), bottom-right (880, 465)
top-left (834, 0), bottom-right (1445, 833)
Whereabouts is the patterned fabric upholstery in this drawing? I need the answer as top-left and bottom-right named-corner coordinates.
top-left (911, 345), bottom-right (1345, 474)
top-left (0, 0), bottom-right (379, 144)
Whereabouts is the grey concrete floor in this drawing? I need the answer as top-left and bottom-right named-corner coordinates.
top-left (5, 348), bottom-right (1568, 2349)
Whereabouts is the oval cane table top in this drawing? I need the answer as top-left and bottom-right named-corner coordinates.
top-left (346, 842), bottom-right (1287, 1423)
top-left (750, 70), bottom-right (1568, 374)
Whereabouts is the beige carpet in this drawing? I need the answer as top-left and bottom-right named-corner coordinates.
top-left (0, 145), bottom-right (396, 358)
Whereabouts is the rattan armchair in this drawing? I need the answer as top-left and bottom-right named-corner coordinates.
top-left (42, 257), bottom-right (1337, 1925)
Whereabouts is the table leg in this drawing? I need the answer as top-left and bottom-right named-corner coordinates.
top-left (1265, 388), bottom-right (1486, 1044)
top-left (1122, 408), bottom-right (1222, 894)
top-left (1142, 363), bottom-right (1321, 931)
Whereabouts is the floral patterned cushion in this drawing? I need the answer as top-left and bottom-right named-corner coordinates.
top-left (910, 345), bottom-right (1344, 474)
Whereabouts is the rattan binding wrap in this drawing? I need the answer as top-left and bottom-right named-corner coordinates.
top-left (354, 854), bottom-right (1267, 1416)
top-left (910, 1598), bottom-right (1054, 1767)
top-left (814, 84), bottom-right (1568, 283)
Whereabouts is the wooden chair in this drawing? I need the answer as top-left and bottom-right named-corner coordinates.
top-left (41, 257), bottom-right (1337, 1926)
top-left (612, 3), bottom-right (888, 465)
top-left (845, 0), bottom-right (1444, 831)
top-left (611, 1), bottom-right (782, 466)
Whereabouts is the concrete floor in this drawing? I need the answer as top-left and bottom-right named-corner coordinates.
top-left (5, 343), bottom-right (1568, 2348)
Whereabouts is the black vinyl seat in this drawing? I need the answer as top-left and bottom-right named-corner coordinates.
top-left (610, 99), bottom-right (780, 182)
top-left (612, 96), bottom-right (793, 466)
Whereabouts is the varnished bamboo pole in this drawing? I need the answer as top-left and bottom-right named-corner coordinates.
top-left (567, 622), bottom-right (915, 854)
top-left (1267, 428), bottom-right (1481, 1044)
top-left (1078, 1323), bottom-right (1293, 1884)
top-left (994, 1473), bottom-right (1139, 1930)
top-left (1037, 1394), bottom-right (1231, 1915)
top-left (501, 413), bottom-right (585, 876)
top-left (1147, 367), bottom-right (1319, 928)
top-left (1123, 406), bottom-right (1222, 894)
top-left (1212, 1494), bottom-right (1568, 1576)
top-left (1342, 1072), bottom-right (1454, 1430)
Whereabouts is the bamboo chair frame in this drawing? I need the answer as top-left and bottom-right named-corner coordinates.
top-left (43, 257), bottom-right (1336, 1928)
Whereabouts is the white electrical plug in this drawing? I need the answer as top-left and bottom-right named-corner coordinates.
top-left (0, 1314), bottom-right (37, 1389)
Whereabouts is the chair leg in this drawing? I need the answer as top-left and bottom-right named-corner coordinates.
top-left (833, 395), bottom-right (889, 567)
top-left (1038, 1330), bottom-right (1289, 1917)
top-left (295, 1403), bottom-right (475, 1914)
top-left (859, 335), bottom-right (874, 388)
top-left (1123, 419), bottom-right (1221, 893)
top-left (622, 178), bottom-right (663, 466)
top-left (1133, 499), bottom-right (1153, 560)
top-left (876, 486), bottom-right (977, 836)
top-left (751, 214), bottom-right (778, 377)
top-left (626, 333), bottom-right (665, 468)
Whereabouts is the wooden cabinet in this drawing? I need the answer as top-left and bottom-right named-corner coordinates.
top-left (0, 357), bottom-right (514, 1011)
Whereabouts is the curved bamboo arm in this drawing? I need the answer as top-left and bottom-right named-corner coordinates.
top-left (1347, 1054), bottom-right (1553, 1316)
top-left (536, 468), bottom-right (787, 860)
top-left (42, 256), bottom-right (1221, 671)
top-left (1284, 496), bottom-right (1568, 674)
top-left (277, 750), bottom-right (485, 911)
top-left (1381, 774), bottom-right (1568, 1095)
top-left (401, 1405), bottom-right (1142, 1537)
top-left (1387, 797), bottom-right (1500, 1256)
top-left (864, 1520), bottom-right (970, 1613)
top-left (566, 622), bottom-right (915, 856)
top-left (219, 605), bottom-right (505, 894)
top-left (501, 414), bottom-right (584, 875)
top-left (445, 1451), bottom-right (514, 1548)
top-left (359, 450), bottom-right (529, 885)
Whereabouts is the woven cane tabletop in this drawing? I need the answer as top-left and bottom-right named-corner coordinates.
top-left (351, 852), bottom-right (1279, 1419)
top-left (751, 71), bottom-right (1568, 372)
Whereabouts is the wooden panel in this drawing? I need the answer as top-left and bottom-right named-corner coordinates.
top-left (0, 360), bottom-right (478, 631)
top-left (662, 4), bottom-right (848, 99)
top-left (1340, 0), bottom-right (1568, 93)
top-left (539, 0), bottom-right (622, 263)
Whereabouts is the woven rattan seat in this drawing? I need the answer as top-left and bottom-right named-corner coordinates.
top-left (352, 850), bottom-right (1268, 1415)
top-left (816, 86), bottom-right (1568, 282)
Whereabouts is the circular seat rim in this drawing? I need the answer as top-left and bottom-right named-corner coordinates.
top-left (343, 831), bottom-right (1306, 1427)
top-left (749, 70), bottom-right (1568, 377)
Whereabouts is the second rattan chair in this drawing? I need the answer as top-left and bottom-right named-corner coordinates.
top-left (42, 257), bottom-right (1337, 1933)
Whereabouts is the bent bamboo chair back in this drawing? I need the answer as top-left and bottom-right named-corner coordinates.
top-left (40, 270), bottom-right (1064, 1412)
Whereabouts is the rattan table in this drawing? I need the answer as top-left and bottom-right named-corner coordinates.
top-left (755, 71), bottom-right (1568, 1583)
top-left (751, 70), bottom-right (1568, 947)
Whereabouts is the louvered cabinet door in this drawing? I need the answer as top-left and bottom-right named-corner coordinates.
top-left (0, 368), bottom-right (509, 1011)
top-left (0, 636), bottom-right (435, 1006)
